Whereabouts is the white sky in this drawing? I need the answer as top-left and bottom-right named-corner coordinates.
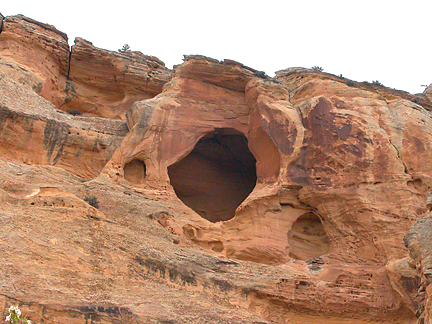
top-left (2, 1), bottom-right (431, 94)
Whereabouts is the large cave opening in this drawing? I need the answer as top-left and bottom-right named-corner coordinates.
top-left (168, 128), bottom-right (257, 223)
top-left (288, 212), bottom-right (330, 260)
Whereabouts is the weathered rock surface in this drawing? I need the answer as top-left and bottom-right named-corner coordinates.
top-left (425, 84), bottom-right (432, 102)
top-left (0, 15), bottom-right (70, 106)
top-left (1, 14), bottom-right (432, 324)
top-left (0, 15), bottom-right (172, 120)
top-left (405, 213), bottom-right (432, 323)
top-left (0, 77), bottom-right (127, 178)
top-left (63, 38), bottom-right (172, 119)
top-left (100, 57), bottom-right (432, 322)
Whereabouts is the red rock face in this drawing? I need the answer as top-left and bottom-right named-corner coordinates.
top-left (0, 15), bottom-right (172, 120)
top-left (0, 76), bottom-right (127, 178)
top-left (106, 56), bottom-right (432, 322)
top-left (0, 15), bottom-right (69, 105)
top-left (405, 213), bottom-right (432, 323)
top-left (2, 14), bottom-right (432, 324)
top-left (64, 38), bottom-right (172, 119)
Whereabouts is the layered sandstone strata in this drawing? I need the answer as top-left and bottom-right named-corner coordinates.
top-left (1, 13), bottom-right (432, 324)
top-left (0, 76), bottom-right (127, 178)
top-left (405, 213), bottom-right (432, 323)
top-left (0, 15), bottom-right (172, 119)
top-left (63, 38), bottom-right (172, 119)
top-left (101, 56), bottom-right (432, 322)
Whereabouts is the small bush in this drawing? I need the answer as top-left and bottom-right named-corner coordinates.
top-left (118, 44), bottom-right (131, 53)
top-left (411, 98), bottom-right (422, 105)
top-left (84, 195), bottom-right (99, 209)
top-left (66, 108), bottom-right (82, 116)
top-left (311, 66), bottom-right (324, 72)
top-left (346, 80), bottom-right (356, 87)
top-left (254, 71), bottom-right (268, 78)
top-left (372, 80), bottom-right (384, 86)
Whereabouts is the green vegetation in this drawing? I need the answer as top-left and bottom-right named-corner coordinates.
top-left (5, 306), bottom-right (32, 324)
top-left (66, 108), bottom-right (82, 116)
top-left (84, 195), bottom-right (100, 209)
top-left (372, 80), bottom-right (384, 86)
top-left (118, 44), bottom-right (131, 53)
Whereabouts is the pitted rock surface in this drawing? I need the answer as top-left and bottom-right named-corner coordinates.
top-left (1, 13), bottom-right (432, 324)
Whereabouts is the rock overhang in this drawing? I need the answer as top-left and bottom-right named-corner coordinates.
top-left (2, 13), bottom-right (432, 323)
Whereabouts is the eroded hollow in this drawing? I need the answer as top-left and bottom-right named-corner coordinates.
top-left (168, 128), bottom-right (257, 223)
top-left (124, 159), bottom-right (146, 184)
top-left (288, 212), bottom-right (330, 260)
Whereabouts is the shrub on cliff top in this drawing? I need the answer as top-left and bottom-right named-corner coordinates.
top-left (372, 80), bottom-right (384, 86)
top-left (118, 44), bottom-right (131, 53)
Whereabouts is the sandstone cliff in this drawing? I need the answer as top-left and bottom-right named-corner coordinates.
top-left (1, 14), bottom-right (432, 324)
top-left (0, 15), bottom-right (171, 120)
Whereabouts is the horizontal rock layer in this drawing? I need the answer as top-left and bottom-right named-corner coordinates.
top-left (0, 15), bottom-right (172, 119)
top-left (1, 13), bottom-right (432, 324)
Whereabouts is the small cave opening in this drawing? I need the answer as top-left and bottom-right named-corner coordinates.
top-left (124, 159), bottom-right (146, 184)
top-left (288, 212), bottom-right (330, 260)
top-left (168, 128), bottom-right (257, 223)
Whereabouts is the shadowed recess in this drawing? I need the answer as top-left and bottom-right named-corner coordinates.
top-left (124, 159), bottom-right (146, 184)
top-left (168, 128), bottom-right (257, 223)
top-left (288, 212), bottom-right (330, 260)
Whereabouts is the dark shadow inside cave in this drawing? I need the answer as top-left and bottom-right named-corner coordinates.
top-left (124, 159), bottom-right (146, 184)
top-left (288, 212), bottom-right (330, 260)
top-left (168, 128), bottom-right (257, 223)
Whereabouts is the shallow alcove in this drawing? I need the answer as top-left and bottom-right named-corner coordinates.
top-left (124, 159), bottom-right (146, 184)
top-left (168, 128), bottom-right (257, 223)
top-left (288, 212), bottom-right (330, 260)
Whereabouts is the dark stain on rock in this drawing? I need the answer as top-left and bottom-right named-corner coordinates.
top-left (264, 119), bottom-right (296, 155)
top-left (331, 97), bottom-right (348, 110)
top-left (336, 123), bottom-right (352, 141)
top-left (168, 266), bottom-right (197, 286)
top-left (141, 258), bottom-right (166, 279)
top-left (401, 275), bottom-right (420, 293)
top-left (0, 106), bottom-right (16, 133)
top-left (141, 257), bottom-right (197, 286)
top-left (340, 143), bottom-right (363, 158)
top-left (303, 97), bottom-right (335, 146)
top-left (43, 120), bottom-right (70, 164)
top-left (286, 146), bottom-right (311, 185)
top-left (412, 136), bottom-right (426, 153)
top-left (211, 278), bottom-right (232, 292)
top-left (287, 97), bottom-right (368, 188)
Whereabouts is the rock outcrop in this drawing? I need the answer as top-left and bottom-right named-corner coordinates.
top-left (405, 213), bottom-right (432, 323)
top-left (63, 38), bottom-right (172, 119)
top-left (0, 76), bottom-right (127, 178)
top-left (0, 15), bottom-right (172, 120)
top-left (1, 14), bottom-right (432, 324)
